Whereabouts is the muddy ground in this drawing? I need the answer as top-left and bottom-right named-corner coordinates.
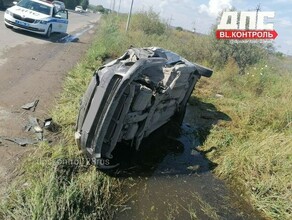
top-left (110, 101), bottom-right (265, 220)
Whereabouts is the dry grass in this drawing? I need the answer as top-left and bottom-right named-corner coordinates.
top-left (197, 60), bottom-right (292, 219)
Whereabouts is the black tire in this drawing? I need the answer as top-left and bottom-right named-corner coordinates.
top-left (45, 25), bottom-right (52, 38)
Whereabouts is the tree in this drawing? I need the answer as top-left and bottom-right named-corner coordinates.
top-left (96, 5), bottom-right (105, 13)
top-left (210, 9), bottom-right (268, 73)
top-left (80, 0), bottom-right (89, 9)
top-left (63, 0), bottom-right (80, 10)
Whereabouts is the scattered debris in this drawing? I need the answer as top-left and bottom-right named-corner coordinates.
top-left (1, 110), bottom-right (57, 147)
top-left (4, 137), bottom-right (38, 147)
top-left (44, 118), bottom-right (53, 129)
top-left (21, 99), bottom-right (39, 111)
top-left (34, 126), bottom-right (43, 133)
top-left (28, 116), bottom-right (43, 132)
top-left (215, 93), bottom-right (224, 99)
top-left (28, 116), bottom-right (43, 140)
top-left (44, 118), bottom-right (60, 132)
top-left (24, 124), bottom-right (32, 132)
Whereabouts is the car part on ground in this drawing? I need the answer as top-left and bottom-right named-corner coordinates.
top-left (75, 47), bottom-right (213, 167)
top-left (21, 99), bottom-right (39, 111)
top-left (3, 0), bottom-right (68, 38)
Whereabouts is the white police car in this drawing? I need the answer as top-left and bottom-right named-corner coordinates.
top-left (4, 0), bottom-right (68, 38)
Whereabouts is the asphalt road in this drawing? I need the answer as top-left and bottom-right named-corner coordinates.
top-left (0, 9), bottom-right (101, 195)
top-left (0, 10), bottom-right (100, 57)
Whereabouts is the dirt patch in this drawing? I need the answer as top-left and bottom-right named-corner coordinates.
top-left (0, 27), bottom-right (98, 195)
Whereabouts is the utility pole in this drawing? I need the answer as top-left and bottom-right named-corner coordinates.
top-left (126, 0), bottom-right (134, 31)
top-left (118, 0), bottom-right (121, 15)
top-left (168, 15), bottom-right (174, 28)
top-left (255, 3), bottom-right (261, 29)
top-left (110, 0), bottom-right (113, 13)
top-left (112, 0), bottom-right (116, 12)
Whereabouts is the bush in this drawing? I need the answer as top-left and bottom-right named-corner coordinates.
top-left (210, 29), bottom-right (267, 72)
top-left (131, 9), bottom-right (167, 35)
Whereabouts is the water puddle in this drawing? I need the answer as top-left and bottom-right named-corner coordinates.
top-left (110, 105), bottom-right (264, 220)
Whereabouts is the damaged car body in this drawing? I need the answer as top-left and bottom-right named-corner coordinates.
top-left (75, 47), bottom-right (213, 167)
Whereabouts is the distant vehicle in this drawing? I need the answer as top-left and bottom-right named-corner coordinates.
top-left (52, 0), bottom-right (65, 11)
top-left (75, 47), bottom-right (213, 168)
top-left (75, 5), bottom-right (83, 13)
top-left (4, 0), bottom-right (68, 38)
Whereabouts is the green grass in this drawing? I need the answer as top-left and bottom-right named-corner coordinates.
top-left (196, 61), bottom-right (292, 219)
top-left (1, 149), bottom-right (123, 219)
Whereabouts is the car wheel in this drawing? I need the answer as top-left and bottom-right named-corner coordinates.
top-left (45, 25), bottom-right (52, 38)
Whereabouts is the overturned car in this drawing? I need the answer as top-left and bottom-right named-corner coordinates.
top-left (75, 47), bottom-right (212, 166)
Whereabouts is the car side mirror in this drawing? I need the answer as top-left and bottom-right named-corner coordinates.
top-left (55, 14), bottom-right (61, 18)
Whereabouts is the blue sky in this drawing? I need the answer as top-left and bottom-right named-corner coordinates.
top-left (89, 0), bottom-right (292, 55)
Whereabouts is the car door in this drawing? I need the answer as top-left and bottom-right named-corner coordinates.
top-left (53, 10), bottom-right (68, 33)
